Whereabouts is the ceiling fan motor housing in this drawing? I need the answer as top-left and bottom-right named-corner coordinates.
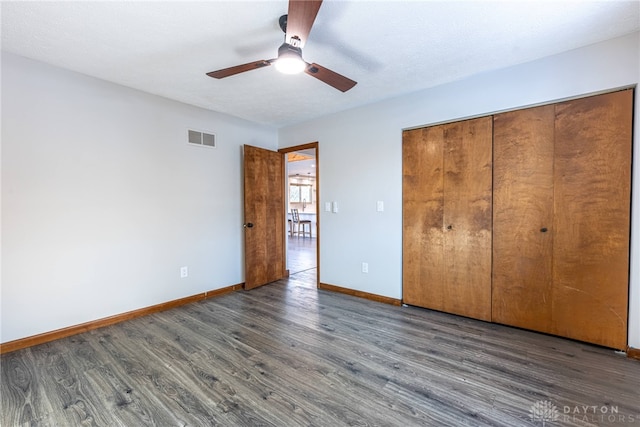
top-left (279, 14), bottom-right (288, 33)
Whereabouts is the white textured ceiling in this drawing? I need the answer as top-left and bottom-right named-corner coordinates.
top-left (2, 1), bottom-right (639, 127)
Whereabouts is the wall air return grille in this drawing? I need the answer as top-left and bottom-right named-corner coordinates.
top-left (188, 130), bottom-right (216, 148)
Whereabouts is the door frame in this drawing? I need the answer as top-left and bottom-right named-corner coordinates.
top-left (279, 142), bottom-right (320, 288)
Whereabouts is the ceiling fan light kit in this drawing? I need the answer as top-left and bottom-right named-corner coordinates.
top-left (274, 43), bottom-right (306, 75)
top-left (206, 0), bottom-right (356, 92)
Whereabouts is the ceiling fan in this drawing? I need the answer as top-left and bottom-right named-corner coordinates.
top-left (206, 0), bottom-right (357, 92)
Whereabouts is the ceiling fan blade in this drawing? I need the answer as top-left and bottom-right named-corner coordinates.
top-left (305, 63), bottom-right (357, 92)
top-left (207, 59), bottom-right (275, 79)
top-left (286, 0), bottom-right (323, 48)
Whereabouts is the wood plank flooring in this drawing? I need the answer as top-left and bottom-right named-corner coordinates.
top-left (2, 269), bottom-right (639, 426)
top-left (287, 235), bottom-right (316, 274)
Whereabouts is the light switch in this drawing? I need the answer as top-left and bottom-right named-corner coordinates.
top-left (332, 201), bottom-right (339, 213)
top-left (376, 201), bottom-right (384, 212)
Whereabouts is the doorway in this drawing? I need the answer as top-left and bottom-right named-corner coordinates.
top-left (279, 143), bottom-right (319, 281)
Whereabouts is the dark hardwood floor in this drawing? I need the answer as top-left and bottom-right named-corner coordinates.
top-left (2, 269), bottom-right (639, 426)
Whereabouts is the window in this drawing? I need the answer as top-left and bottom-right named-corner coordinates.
top-left (289, 184), bottom-right (312, 203)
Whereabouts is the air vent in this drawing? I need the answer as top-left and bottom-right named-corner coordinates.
top-left (188, 130), bottom-right (216, 148)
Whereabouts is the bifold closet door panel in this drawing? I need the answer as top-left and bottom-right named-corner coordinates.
top-left (552, 89), bottom-right (632, 350)
top-left (442, 117), bottom-right (493, 321)
top-left (402, 118), bottom-right (492, 319)
top-left (402, 127), bottom-right (445, 309)
top-left (492, 105), bottom-right (555, 331)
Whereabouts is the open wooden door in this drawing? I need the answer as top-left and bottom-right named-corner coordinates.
top-left (243, 145), bottom-right (285, 290)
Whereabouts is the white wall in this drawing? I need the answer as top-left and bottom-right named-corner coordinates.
top-left (1, 53), bottom-right (277, 343)
top-left (279, 32), bottom-right (640, 348)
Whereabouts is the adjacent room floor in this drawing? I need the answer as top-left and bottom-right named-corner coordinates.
top-left (287, 234), bottom-right (316, 275)
top-left (2, 269), bottom-right (638, 426)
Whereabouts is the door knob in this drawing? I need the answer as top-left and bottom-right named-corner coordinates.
top-left (244, 223), bottom-right (254, 228)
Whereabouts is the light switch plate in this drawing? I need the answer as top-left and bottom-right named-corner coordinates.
top-left (325, 202), bottom-right (331, 212)
top-left (376, 201), bottom-right (384, 212)
top-left (332, 201), bottom-right (339, 213)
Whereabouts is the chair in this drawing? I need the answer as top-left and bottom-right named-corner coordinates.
top-left (291, 209), bottom-right (312, 238)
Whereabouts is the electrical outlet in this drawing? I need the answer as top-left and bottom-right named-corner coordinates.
top-left (362, 262), bottom-right (369, 273)
top-left (180, 266), bottom-right (188, 278)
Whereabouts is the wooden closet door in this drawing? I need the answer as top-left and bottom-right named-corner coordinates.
top-left (492, 105), bottom-right (555, 331)
top-left (442, 117), bottom-right (493, 321)
top-left (552, 90), bottom-right (632, 350)
top-left (402, 127), bottom-right (445, 309)
top-left (403, 118), bottom-right (492, 319)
